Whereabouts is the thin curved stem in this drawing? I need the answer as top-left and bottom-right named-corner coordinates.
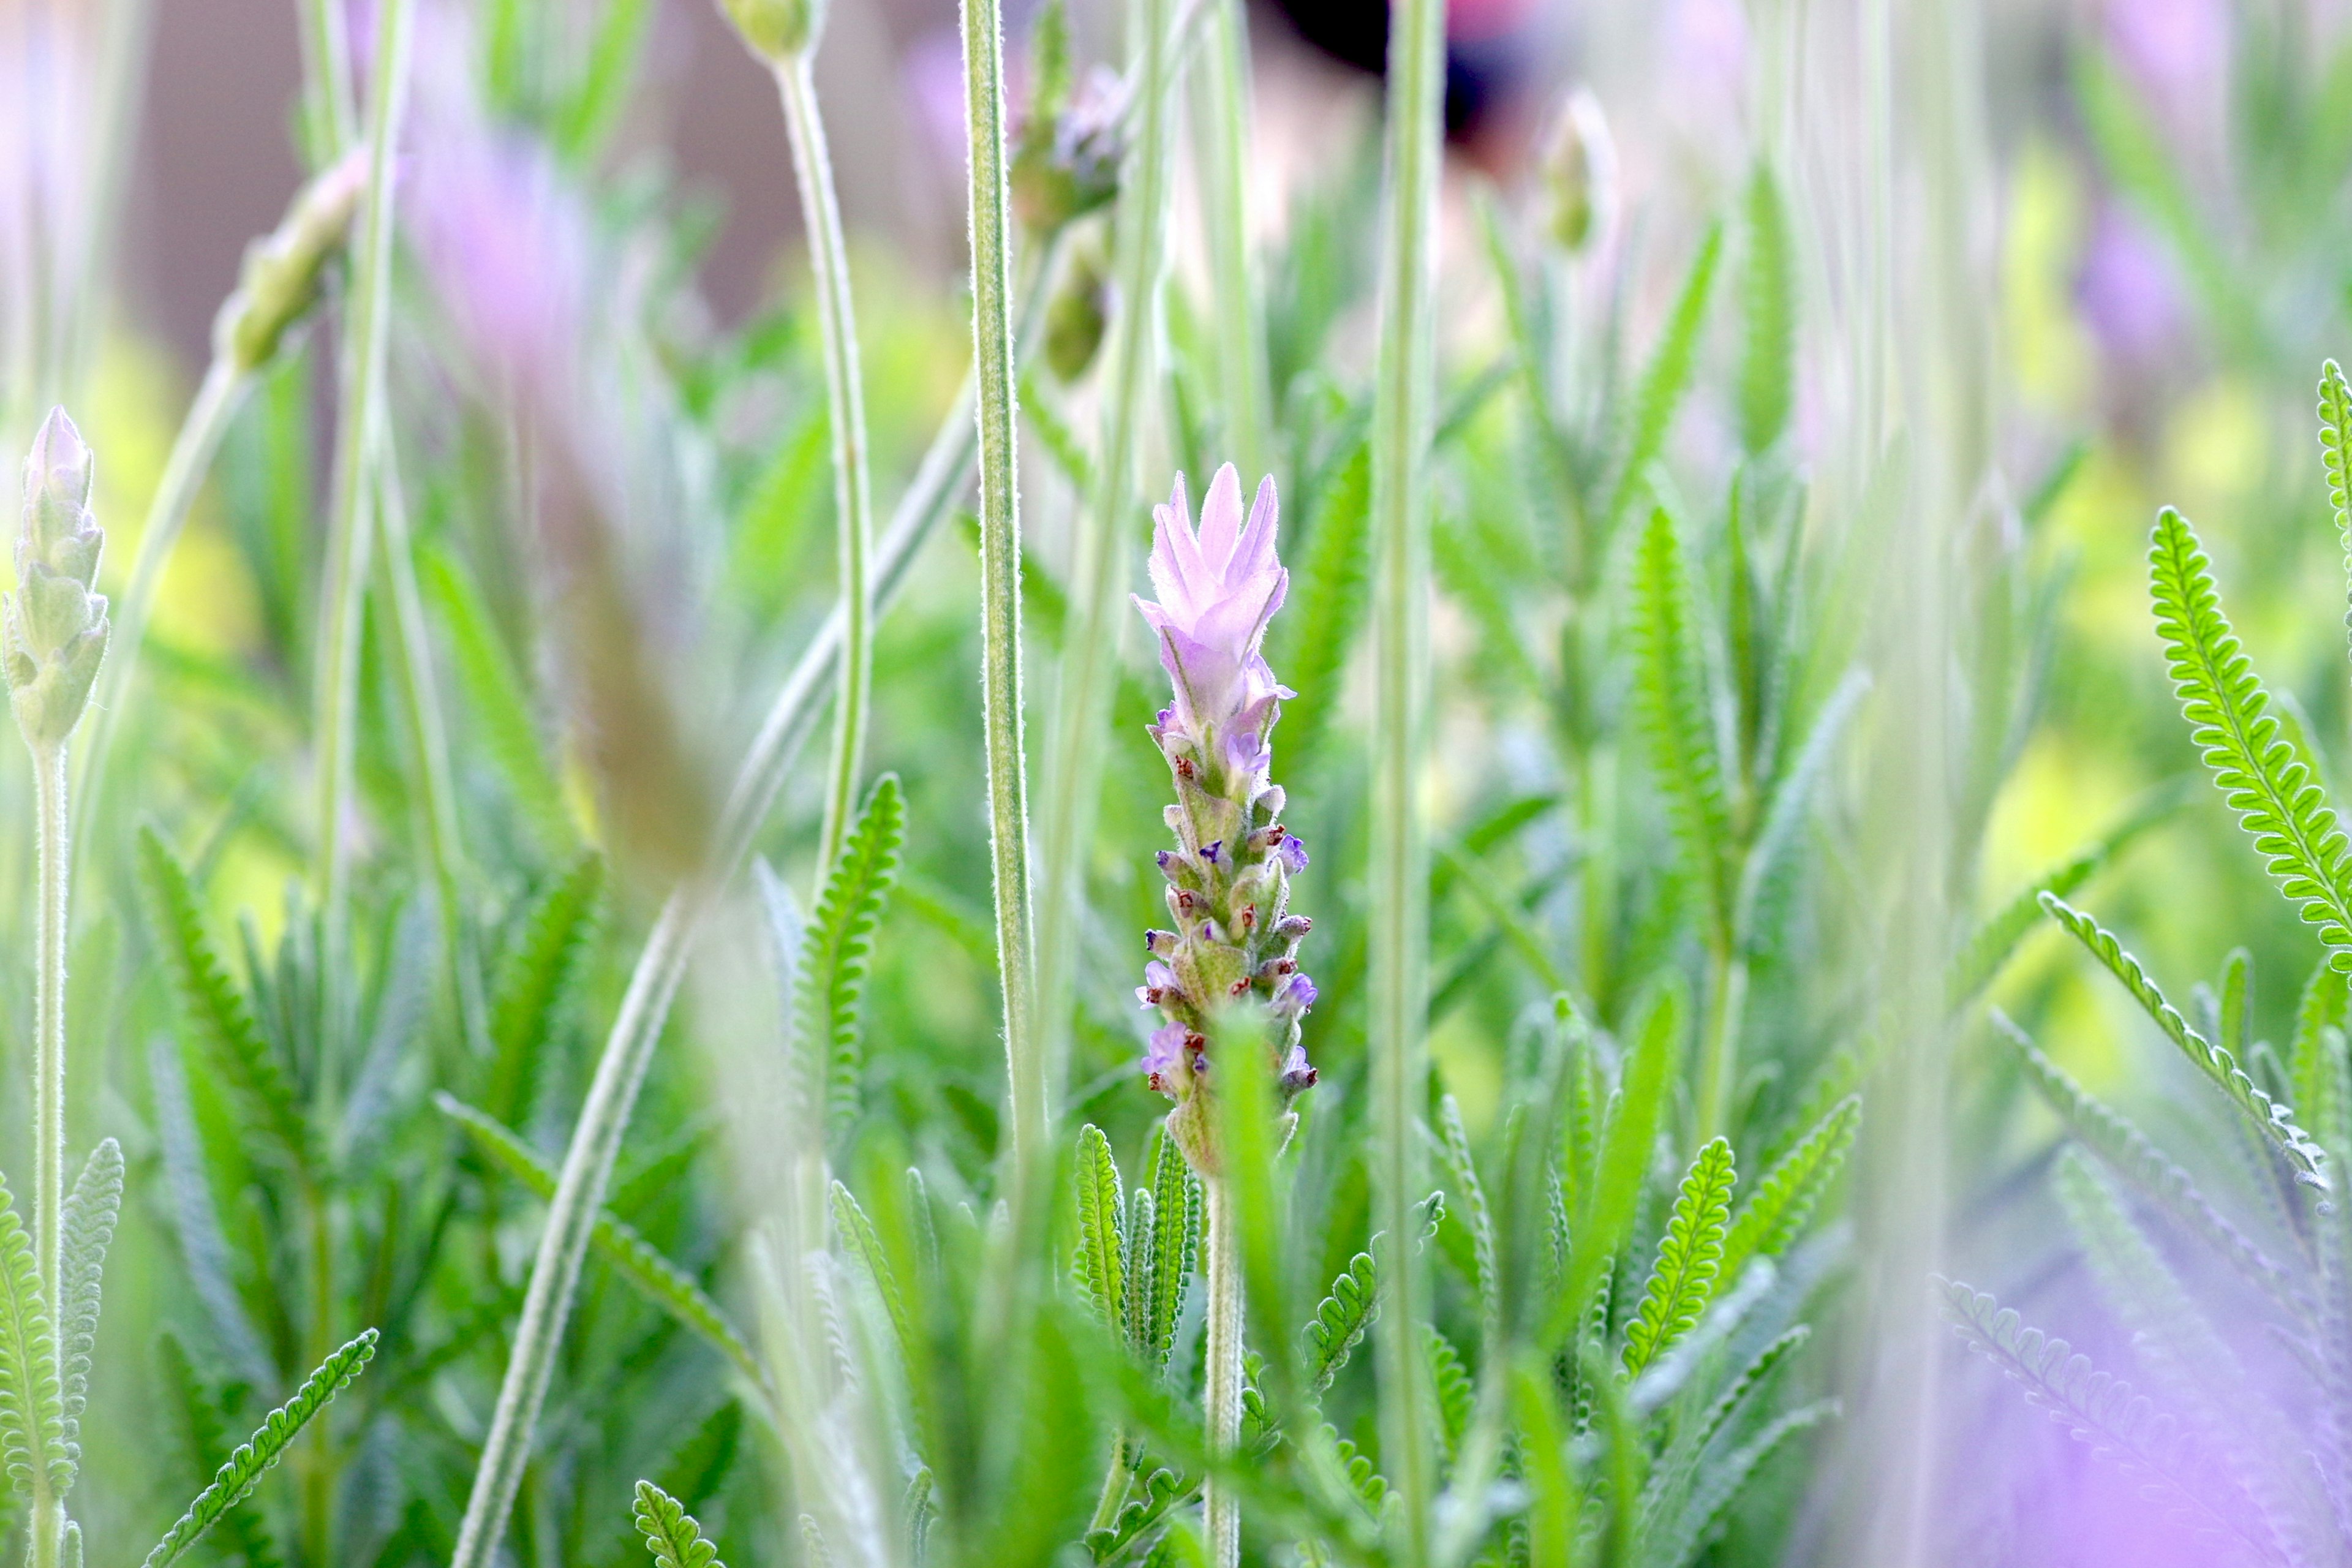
top-left (312, 0), bottom-right (412, 1030)
top-left (958, 0), bottom-right (1041, 1177)
top-left (1035, 0), bottom-right (1179, 1117)
top-left (27, 738), bottom-right (66, 1568)
top-left (444, 254), bottom-right (1058, 1568)
top-left (1203, 1175), bottom-right (1243, 1568)
top-left (1196, 0), bottom-right (1269, 481)
top-left (774, 49), bottom-right (875, 887)
top-left (1368, 0), bottom-right (1446, 1561)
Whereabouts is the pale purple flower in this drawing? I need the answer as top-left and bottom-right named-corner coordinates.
top-left (1133, 465), bottom-right (1292, 780)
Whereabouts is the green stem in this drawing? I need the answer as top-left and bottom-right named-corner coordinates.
top-left (1195, 0), bottom-right (1269, 480)
top-left (312, 0), bottom-right (412, 1030)
top-left (377, 433), bottom-right (491, 1058)
top-left (1203, 1174), bottom-right (1243, 1568)
top-left (296, 0), bottom-right (358, 159)
top-left (957, 0), bottom-right (1042, 1175)
top-left (774, 48), bottom-right (876, 886)
top-left (31, 742), bottom-right (66, 1364)
top-left (1694, 941), bottom-right (1748, 1143)
top-left (1086, 1430), bottom-right (1132, 1534)
top-left (1033, 0), bottom-right (1178, 1115)
top-left (74, 358), bottom-right (247, 865)
top-left (1368, 0), bottom-right (1446, 1560)
top-left (445, 254), bottom-right (1060, 1568)
top-left (302, 1178), bottom-right (334, 1568)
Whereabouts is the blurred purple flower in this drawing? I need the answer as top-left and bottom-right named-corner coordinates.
top-left (2075, 202), bottom-right (2187, 365)
top-left (2103, 0), bottom-right (2228, 111)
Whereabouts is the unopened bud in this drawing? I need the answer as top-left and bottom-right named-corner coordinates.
top-left (7, 410), bottom-right (110, 749)
top-left (214, 149), bottom-right (369, 374)
top-left (1540, 89), bottom-right (1615, 254)
top-left (718, 0), bottom-right (823, 59)
top-left (1043, 244), bottom-right (1109, 382)
top-left (1012, 65), bottom-right (1123, 236)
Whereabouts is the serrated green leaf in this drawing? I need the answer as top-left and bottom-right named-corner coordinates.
top-left (631, 1479), bottom-right (725, 1568)
top-left (156, 1334), bottom-right (281, 1568)
top-left (1623, 1137), bottom-right (1736, 1377)
top-left (831, 1179), bottom-right (918, 1387)
top-left (141, 1330), bottom-right (378, 1568)
top-left (799, 775), bottom-right (905, 1140)
top-left (2043, 893), bottom-right (2329, 1185)
top-left (2291, 957), bottom-right (2351, 1158)
top-left (434, 1095), bottom-right (766, 1395)
top-left (1073, 1125), bottom-right (1126, 1332)
top-left (1608, 222), bottom-right (1723, 526)
top-left (57, 1138), bottom-right (121, 1458)
top-left (2320, 361), bottom-right (2352, 672)
top-left (1736, 165), bottom-right (1795, 456)
top-left (137, 828), bottom-right (315, 1174)
top-left (0, 1169), bottom-right (66, 1501)
top-left (1268, 439), bottom-right (1371, 780)
top-left (1554, 984), bottom-right (1680, 1350)
top-left (486, 852), bottom-right (605, 1123)
top-left (1432, 1095), bottom-right (1496, 1316)
top-left (1632, 510), bottom-right (1735, 938)
top-left (1717, 1096), bottom-right (1856, 1288)
top-left (1303, 1249), bottom-right (1378, 1395)
top-left (1144, 1126), bottom-right (1196, 1377)
top-left (1423, 1325), bottom-right (1473, 1464)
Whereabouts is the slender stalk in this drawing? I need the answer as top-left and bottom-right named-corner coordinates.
top-left (28, 740), bottom-right (66, 1568)
top-left (312, 0), bottom-right (412, 1020)
top-left (958, 0), bottom-right (1042, 1174)
top-left (377, 432), bottom-right (491, 1057)
top-left (296, 0), bottom-right (358, 160)
top-left (1694, 942), bottom-right (1748, 1142)
top-left (773, 48), bottom-right (876, 886)
top-left (1195, 0), bottom-right (1269, 480)
top-left (1035, 0), bottom-right (1178, 1112)
top-left (1202, 1175), bottom-right (1244, 1568)
top-left (72, 358), bottom-right (244, 847)
top-left (446, 256), bottom-right (1058, 1568)
top-left (1368, 0), bottom-right (1446, 1561)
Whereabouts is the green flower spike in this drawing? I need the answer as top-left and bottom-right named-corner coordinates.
top-left (7, 410), bottom-right (110, 752)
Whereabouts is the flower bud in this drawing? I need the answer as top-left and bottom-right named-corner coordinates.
top-left (717, 0), bottom-right (823, 59)
top-left (213, 149), bottom-right (369, 375)
top-left (1540, 89), bottom-right (1615, 254)
top-left (1043, 244), bottom-right (1110, 382)
top-left (1011, 65), bottom-right (1123, 237)
top-left (7, 410), bottom-right (110, 750)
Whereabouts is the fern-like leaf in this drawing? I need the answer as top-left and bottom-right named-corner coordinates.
top-left (1268, 440), bottom-right (1371, 780)
top-left (1717, 1097), bottom-right (1856, 1288)
top-left (137, 829), bottom-right (315, 1173)
top-left (1991, 1012), bottom-right (2301, 1316)
top-left (1631, 510), bottom-right (1735, 939)
top-left (1433, 1095), bottom-right (1496, 1315)
top-left (419, 543), bottom-right (574, 853)
top-left (1608, 222), bottom-right (1723, 525)
top-left (797, 775), bottom-right (905, 1139)
top-left (1736, 164), bottom-right (1795, 456)
top-left (434, 1095), bottom-right (765, 1393)
top-left (1623, 1138), bottom-right (1736, 1377)
top-left (1085, 1466), bottom-right (1188, 1562)
top-left (831, 1180), bottom-right (918, 1385)
top-left (1073, 1124), bottom-right (1126, 1332)
top-left (1424, 1325), bottom-right (1474, 1463)
top-left (486, 853), bottom-right (605, 1123)
top-left (2149, 508), bottom-right (2352, 972)
top-left (0, 1170), bottom-right (66, 1501)
top-left (2318, 361), bottom-right (2352, 671)
top-left (57, 1138), bottom-right (121, 1460)
top-left (2042, 893), bottom-right (2329, 1185)
top-left (1304, 1250), bottom-right (1379, 1395)
top-left (1144, 1128), bottom-right (1196, 1376)
top-left (140, 1329), bottom-right (378, 1568)
top-left (1643, 1400), bottom-right (1836, 1568)
top-left (631, 1479), bottom-right (726, 1568)
top-left (2290, 958), bottom-right (2350, 1158)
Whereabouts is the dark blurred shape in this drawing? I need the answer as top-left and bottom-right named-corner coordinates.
top-left (1261, 0), bottom-right (1547, 145)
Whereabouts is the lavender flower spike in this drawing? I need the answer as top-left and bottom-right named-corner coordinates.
top-left (1134, 465), bottom-right (1316, 1165)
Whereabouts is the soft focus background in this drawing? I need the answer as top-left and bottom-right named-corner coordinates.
top-left (7, 0), bottom-right (2352, 1564)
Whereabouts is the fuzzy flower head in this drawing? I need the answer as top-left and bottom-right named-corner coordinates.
top-left (1133, 467), bottom-right (1315, 1170)
top-left (1133, 465), bottom-right (1292, 788)
top-left (6, 409), bottom-right (108, 750)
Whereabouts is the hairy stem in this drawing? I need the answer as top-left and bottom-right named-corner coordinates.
top-left (1203, 1175), bottom-right (1244, 1568)
top-left (296, 0), bottom-right (357, 159)
top-left (1196, 0), bottom-right (1269, 481)
top-left (31, 742), bottom-right (66, 1367)
top-left (445, 254), bottom-right (1058, 1568)
top-left (1695, 942), bottom-right (1749, 1142)
top-left (1368, 0), bottom-right (1446, 1559)
top-left (958, 0), bottom-right (1042, 1174)
top-left (775, 48), bottom-right (876, 887)
top-left (1035, 0), bottom-right (1178, 1120)
top-left (311, 0), bottom-right (412, 1037)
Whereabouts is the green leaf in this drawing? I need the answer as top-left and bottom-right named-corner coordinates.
top-left (1716, 1095), bottom-right (1858, 1288)
top-left (156, 1335), bottom-right (281, 1568)
top-left (1631, 508), bottom-right (1735, 938)
top-left (486, 852), bottom-right (605, 1123)
top-left (1643, 1400), bottom-right (1835, 1568)
top-left (831, 1180), bottom-right (917, 1384)
top-left (1608, 221), bottom-right (1723, 526)
top-left (1622, 1137), bottom-right (1736, 1378)
top-left (631, 1479), bottom-right (726, 1568)
top-left (1736, 666), bottom-right (1870, 948)
top-left (1431, 1095), bottom-right (1496, 1317)
top-left (434, 1095), bottom-right (766, 1395)
top-left (419, 541), bottom-right (574, 854)
top-left (1073, 1125), bottom-right (1126, 1332)
top-left (2320, 361), bottom-right (2352, 671)
top-left (2291, 957), bottom-right (2352, 1158)
top-left (2149, 508), bottom-right (2352, 974)
top-left (1121, 1185), bottom-right (1156, 1359)
top-left (798, 775), bottom-right (905, 1140)
top-left (1143, 1126), bottom-right (1197, 1378)
top-left (57, 1138), bottom-right (121, 1457)
top-left (1736, 164), bottom-right (1795, 456)
top-left (1423, 1325), bottom-right (1473, 1464)
top-left (2042, 893), bottom-right (2329, 1185)
top-left (0, 1169), bottom-right (67, 1500)
top-left (1991, 1012), bottom-right (2300, 1317)
top-left (1268, 439), bottom-right (1372, 780)
top-left (140, 1329), bottom-right (379, 1568)
top-left (1555, 983), bottom-right (1681, 1350)
top-left (137, 827), bottom-right (315, 1174)
top-left (1303, 1250), bottom-right (1378, 1396)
